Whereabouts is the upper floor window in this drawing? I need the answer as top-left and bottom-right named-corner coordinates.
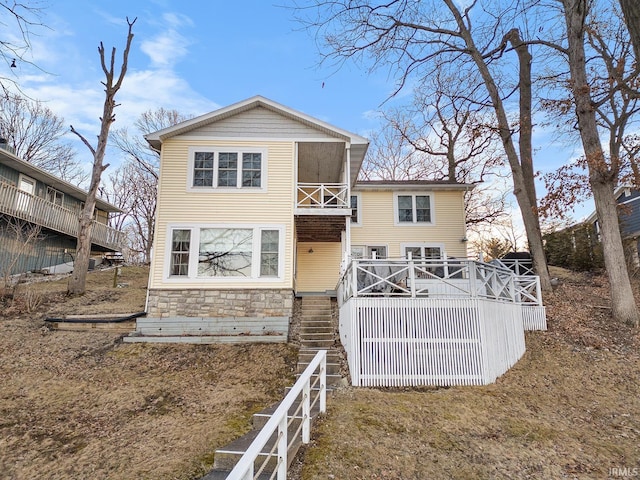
top-left (350, 194), bottom-right (361, 225)
top-left (46, 187), bottom-right (64, 206)
top-left (395, 194), bottom-right (432, 224)
top-left (189, 147), bottom-right (266, 191)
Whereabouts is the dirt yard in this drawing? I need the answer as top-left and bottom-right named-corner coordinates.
top-left (296, 268), bottom-right (640, 479)
top-left (0, 267), bottom-right (298, 479)
top-left (2, 266), bottom-right (639, 479)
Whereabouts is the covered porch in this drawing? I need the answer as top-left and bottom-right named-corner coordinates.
top-left (337, 258), bottom-right (546, 386)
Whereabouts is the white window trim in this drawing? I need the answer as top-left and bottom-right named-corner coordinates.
top-left (187, 146), bottom-right (268, 193)
top-left (350, 193), bottom-right (362, 226)
top-left (400, 243), bottom-right (446, 259)
top-left (164, 223), bottom-right (285, 282)
top-left (46, 186), bottom-right (64, 206)
top-left (393, 192), bottom-right (435, 226)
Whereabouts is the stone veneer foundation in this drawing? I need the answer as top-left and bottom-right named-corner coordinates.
top-left (146, 288), bottom-right (294, 319)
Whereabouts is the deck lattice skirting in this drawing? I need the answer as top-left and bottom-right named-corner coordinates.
top-left (337, 258), bottom-right (547, 387)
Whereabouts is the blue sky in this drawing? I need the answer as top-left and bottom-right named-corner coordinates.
top-left (5, 0), bottom-right (592, 228)
top-left (11, 1), bottom-right (390, 141)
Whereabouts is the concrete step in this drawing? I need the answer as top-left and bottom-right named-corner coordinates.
top-left (294, 372), bottom-right (343, 387)
top-left (300, 332), bottom-right (334, 340)
top-left (297, 350), bottom-right (341, 364)
top-left (301, 297), bottom-right (332, 305)
top-left (299, 339), bottom-right (334, 348)
top-left (297, 361), bottom-right (341, 375)
top-left (299, 326), bottom-right (333, 335)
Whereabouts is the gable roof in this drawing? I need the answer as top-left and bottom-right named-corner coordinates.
top-left (144, 95), bottom-right (370, 180)
top-left (0, 147), bottom-right (121, 213)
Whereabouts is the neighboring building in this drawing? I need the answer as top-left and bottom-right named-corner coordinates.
top-left (143, 96), bottom-right (471, 325)
top-left (587, 186), bottom-right (640, 267)
top-left (0, 142), bottom-right (124, 276)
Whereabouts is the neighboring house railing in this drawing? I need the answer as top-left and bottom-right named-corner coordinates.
top-left (0, 180), bottom-right (124, 251)
top-left (336, 259), bottom-right (546, 387)
top-left (492, 258), bottom-right (535, 276)
top-left (225, 350), bottom-right (327, 480)
top-left (296, 183), bottom-right (349, 209)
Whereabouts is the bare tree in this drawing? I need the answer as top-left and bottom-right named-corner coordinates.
top-left (298, 0), bottom-right (552, 291)
top-left (108, 108), bottom-right (191, 263)
top-left (559, 0), bottom-right (639, 325)
top-left (0, 91), bottom-right (85, 183)
top-left (67, 17), bottom-right (136, 295)
top-left (0, 1), bottom-right (46, 86)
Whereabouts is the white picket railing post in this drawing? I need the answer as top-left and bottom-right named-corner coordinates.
top-left (277, 415), bottom-right (287, 479)
top-left (302, 379), bottom-right (311, 444)
top-left (320, 363), bottom-right (327, 413)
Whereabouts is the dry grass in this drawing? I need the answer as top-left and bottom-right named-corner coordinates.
top-left (0, 267), bottom-right (298, 479)
top-left (297, 268), bottom-right (640, 480)
top-left (3, 266), bottom-right (640, 479)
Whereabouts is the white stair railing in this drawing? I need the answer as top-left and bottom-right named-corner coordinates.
top-left (225, 350), bottom-right (327, 480)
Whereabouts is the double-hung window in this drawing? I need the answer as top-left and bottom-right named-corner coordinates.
top-left (168, 225), bottom-right (282, 280)
top-left (396, 194), bottom-right (432, 224)
top-left (189, 147), bottom-right (265, 190)
top-left (350, 194), bottom-right (361, 225)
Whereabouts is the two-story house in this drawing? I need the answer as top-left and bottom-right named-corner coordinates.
top-left (139, 96), bottom-right (546, 387)
top-left (0, 141), bottom-right (124, 277)
top-left (142, 96), bottom-right (470, 329)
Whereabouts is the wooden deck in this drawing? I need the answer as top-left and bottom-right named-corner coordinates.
top-left (0, 180), bottom-right (124, 250)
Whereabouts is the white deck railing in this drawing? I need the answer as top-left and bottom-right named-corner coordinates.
top-left (296, 183), bottom-right (349, 209)
top-left (0, 180), bottom-right (124, 250)
top-left (337, 259), bottom-right (545, 387)
top-left (339, 258), bottom-right (542, 306)
top-left (225, 350), bottom-right (327, 480)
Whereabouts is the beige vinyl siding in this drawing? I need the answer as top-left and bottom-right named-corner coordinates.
top-left (149, 138), bottom-right (295, 289)
top-left (186, 107), bottom-right (345, 141)
top-left (352, 189), bottom-right (468, 258)
top-left (296, 242), bottom-right (342, 293)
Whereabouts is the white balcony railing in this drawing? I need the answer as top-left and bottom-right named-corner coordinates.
top-left (296, 183), bottom-right (349, 209)
top-left (0, 180), bottom-right (124, 251)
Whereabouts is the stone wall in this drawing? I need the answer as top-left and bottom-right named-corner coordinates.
top-left (146, 288), bottom-right (294, 319)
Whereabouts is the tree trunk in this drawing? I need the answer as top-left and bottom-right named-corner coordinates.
top-left (619, 0), bottom-right (640, 62)
top-left (564, 0), bottom-right (639, 326)
top-left (444, 0), bottom-right (552, 292)
top-left (67, 18), bottom-right (136, 295)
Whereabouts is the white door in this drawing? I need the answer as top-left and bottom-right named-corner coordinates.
top-left (16, 175), bottom-right (35, 214)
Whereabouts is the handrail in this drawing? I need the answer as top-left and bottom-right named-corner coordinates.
top-left (0, 180), bottom-right (124, 250)
top-left (337, 258), bottom-right (543, 306)
top-left (296, 183), bottom-right (349, 208)
top-left (225, 350), bottom-right (327, 480)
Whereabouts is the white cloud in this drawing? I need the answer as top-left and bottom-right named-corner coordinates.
top-left (140, 13), bottom-right (193, 68)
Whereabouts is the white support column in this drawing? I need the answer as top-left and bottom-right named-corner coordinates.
top-left (344, 146), bottom-right (352, 271)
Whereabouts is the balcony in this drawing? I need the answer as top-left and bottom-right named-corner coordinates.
top-left (295, 183), bottom-right (350, 242)
top-left (0, 180), bottom-right (124, 251)
top-left (295, 183), bottom-right (350, 213)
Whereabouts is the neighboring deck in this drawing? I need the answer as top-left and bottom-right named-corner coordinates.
top-left (0, 180), bottom-right (124, 251)
top-left (337, 258), bottom-right (546, 387)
